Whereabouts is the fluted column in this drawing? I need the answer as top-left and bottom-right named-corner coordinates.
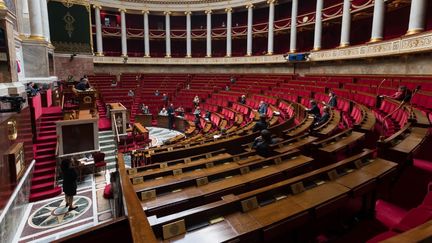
top-left (40, 0), bottom-right (50, 42)
top-left (339, 0), bottom-right (351, 47)
top-left (313, 0), bottom-right (323, 50)
top-left (407, 0), bottom-right (427, 35)
top-left (370, 0), bottom-right (384, 42)
top-left (28, 0), bottom-right (44, 40)
top-left (143, 10), bottom-right (150, 57)
top-left (246, 4), bottom-right (253, 56)
top-left (267, 0), bottom-right (275, 55)
top-left (205, 10), bottom-right (212, 57)
top-left (164, 11), bottom-right (171, 57)
top-left (225, 8), bottom-right (232, 57)
top-left (290, 0), bottom-right (298, 53)
top-left (185, 11), bottom-right (192, 57)
top-left (120, 9), bottom-right (127, 57)
top-left (94, 5), bottom-right (103, 56)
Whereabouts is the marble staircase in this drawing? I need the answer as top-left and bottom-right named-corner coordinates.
top-left (98, 130), bottom-right (117, 170)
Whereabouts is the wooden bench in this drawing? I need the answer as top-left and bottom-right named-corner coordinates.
top-left (313, 109), bottom-right (342, 137)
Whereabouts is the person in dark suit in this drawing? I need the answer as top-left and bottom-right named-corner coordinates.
top-left (194, 115), bottom-right (202, 131)
top-left (167, 103), bottom-right (175, 130)
top-left (240, 95), bottom-right (246, 104)
top-left (258, 101), bottom-right (268, 115)
top-left (306, 100), bottom-right (321, 122)
top-left (61, 158), bottom-right (78, 211)
top-left (75, 78), bottom-right (90, 91)
top-left (252, 129), bottom-right (276, 157)
top-left (253, 114), bottom-right (268, 132)
top-left (326, 91), bottom-right (337, 108)
top-left (314, 106), bottom-right (330, 128)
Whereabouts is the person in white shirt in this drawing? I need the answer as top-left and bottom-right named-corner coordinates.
top-left (159, 107), bottom-right (168, 116)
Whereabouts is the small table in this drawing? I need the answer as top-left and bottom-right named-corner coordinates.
top-left (77, 158), bottom-right (95, 182)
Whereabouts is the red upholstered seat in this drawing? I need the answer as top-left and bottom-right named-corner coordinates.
top-left (366, 230), bottom-right (399, 243)
top-left (93, 151), bottom-right (107, 174)
top-left (393, 207), bottom-right (432, 232)
top-left (103, 184), bottom-right (113, 199)
top-left (375, 199), bottom-right (408, 229)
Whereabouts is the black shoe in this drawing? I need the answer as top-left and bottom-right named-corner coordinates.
top-left (68, 206), bottom-right (78, 211)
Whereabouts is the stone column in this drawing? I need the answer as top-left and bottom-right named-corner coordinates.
top-left (340, 0), bottom-right (351, 47)
top-left (164, 11), bottom-right (171, 57)
top-left (120, 9), bottom-right (127, 57)
top-left (94, 5), bottom-right (103, 56)
top-left (185, 11), bottom-right (192, 57)
top-left (143, 10), bottom-right (150, 57)
top-left (313, 0), bottom-right (323, 50)
top-left (267, 0), bottom-right (275, 55)
top-left (370, 0), bottom-right (384, 42)
top-left (407, 0), bottom-right (427, 35)
top-left (225, 7), bottom-right (232, 57)
top-left (40, 0), bottom-right (50, 42)
top-left (27, 0), bottom-right (44, 40)
top-left (246, 3), bottom-right (253, 56)
top-left (205, 9), bottom-right (212, 57)
top-left (290, 0), bottom-right (298, 53)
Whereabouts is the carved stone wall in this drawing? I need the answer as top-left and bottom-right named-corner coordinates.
top-left (54, 54), bottom-right (94, 80)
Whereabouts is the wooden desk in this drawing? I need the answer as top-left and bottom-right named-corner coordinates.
top-left (318, 131), bottom-right (365, 153)
top-left (134, 123), bottom-right (148, 134)
top-left (157, 115), bottom-right (169, 128)
top-left (174, 116), bottom-right (186, 132)
top-left (135, 114), bottom-right (153, 127)
top-left (314, 110), bottom-right (341, 136)
top-left (356, 104), bottom-right (376, 131)
top-left (390, 127), bottom-right (428, 155)
top-left (78, 110), bottom-right (94, 120)
top-left (290, 182), bottom-right (349, 209)
top-left (110, 102), bottom-right (125, 110)
top-left (274, 135), bottom-right (318, 153)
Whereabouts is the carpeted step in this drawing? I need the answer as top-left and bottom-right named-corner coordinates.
top-left (38, 130), bottom-right (57, 137)
top-left (32, 174), bottom-right (55, 184)
top-left (40, 124), bottom-right (57, 131)
top-left (35, 160), bottom-right (56, 169)
top-left (37, 135), bottom-right (57, 143)
top-left (35, 154), bottom-right (56, 162)
top-left (35, 147), bottom-right (56, 155)
top-left (29, 186), bottom-right (62, 202)
top-left (30, 181), bottom-right (55, 194)
top-left (42, 106), bottom-right (62, 114)
top-left (33, 167), bottom-right (56, 177)
top-left (36, 141), bottom-right (56, 149)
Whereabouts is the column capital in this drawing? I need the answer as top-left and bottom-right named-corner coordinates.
top-left (184, 11), bottom-right (192, 15)
top-left (0, 0), bottom-right (7, 10)
top-left (205, 9), bottom-right (212, 15)
top-left (93, 4), bottom-right (102, 10)
top-left (225, 7), bottom-right (233, 13)
top-left (142, 9), bottom-right (149, 14)
top-left (119, 8), bottom-right (126, 13)
top-left (163, 11), bottom-right (171, 16)
top-left (245, 3), bottom-right (254, 9)
top-left (267, 0), bottom-right (276, 5)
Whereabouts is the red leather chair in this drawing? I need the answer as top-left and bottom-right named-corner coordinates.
top-left (92, 151), bottom-right (107, 175)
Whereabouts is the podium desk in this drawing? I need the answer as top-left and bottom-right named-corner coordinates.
top-left (174, 116), bottom-right (186, 132)
top-left (135, 114), bottom-right (153, 127)
top-left (157, 115), bottom-right (169, 128)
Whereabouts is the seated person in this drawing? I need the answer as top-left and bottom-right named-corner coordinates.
top-left (322, 91), bottom-right (337, 108)
top-left (383, 86), bottom-right (412, 102)
top-left (110, 79), bottom-right (117, 87)
top-left (306, 100), bottom-right (321, 121)
top-left (128, 90), bottom-right (135, 97)
top-left (159, 107), bottom-right (168, 116)
top-left (313, 106), bottom-right (330, 128)
top-left (240, 95), bottom-right (246, 104)
top-left (253, 114), bottom-right (268, 132)
top-left (252, 129), bottom-right (276, 158)
top-left (225, 85), bottom-right (230, 91)
top-left (140, 104), bottom-right (149, 114)
top-left (75, 78), bottom-right (90, 91)
top-left (193, 95), bottom-right (200, 107)
top-left (176, 106), bottom-right (185, 117)
top-left (26, 82), bottom-right (39, 96)
top-left (204, 110), bottom-right (211, 121)
top-left (193, 106), bottom-right (201, 116)
top-left (155, 89), bottom-right (160, 96)
top-left (230, 76), bottom-right (236, 84)
top-left (258, 101), bottom-right (268, 115)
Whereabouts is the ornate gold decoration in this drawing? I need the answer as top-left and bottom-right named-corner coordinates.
top-left (7, 120), bottom-right (17, 140)
top-left (52, 41), bottom-right (92, 53)
top-left (63, 12), bottom-right (75, 38)
top-left (339, 42), bottom-right (350, 48)
top-left (406, 28), bottom-right (423, 36)
top-left (83, 96), bottom-right (92, 104)
top-left (369, 37), bottom-right (383, 43)
top-left (0, 0), bottom-right (7, 10)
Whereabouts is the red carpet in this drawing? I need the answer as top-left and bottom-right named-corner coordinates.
top-left (29, 107), bottom-right (62, 202)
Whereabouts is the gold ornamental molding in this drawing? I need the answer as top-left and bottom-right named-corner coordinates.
top-left (309, 30), bottom-right (432, 61)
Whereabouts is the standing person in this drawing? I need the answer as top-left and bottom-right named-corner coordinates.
top-left (193, 106), bottom-right (201, 117)
top-left (193, 95), bottom-right (200, 107)
top-left (61, 158), bottom-right (78, 211)
top-left (167, 103), bottom-right (175, 130)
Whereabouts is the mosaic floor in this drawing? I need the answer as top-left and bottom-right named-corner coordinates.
top-left (147, 126), bottom-right (184, 147)
top-left (15, 173), bottom-right (113, 243)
